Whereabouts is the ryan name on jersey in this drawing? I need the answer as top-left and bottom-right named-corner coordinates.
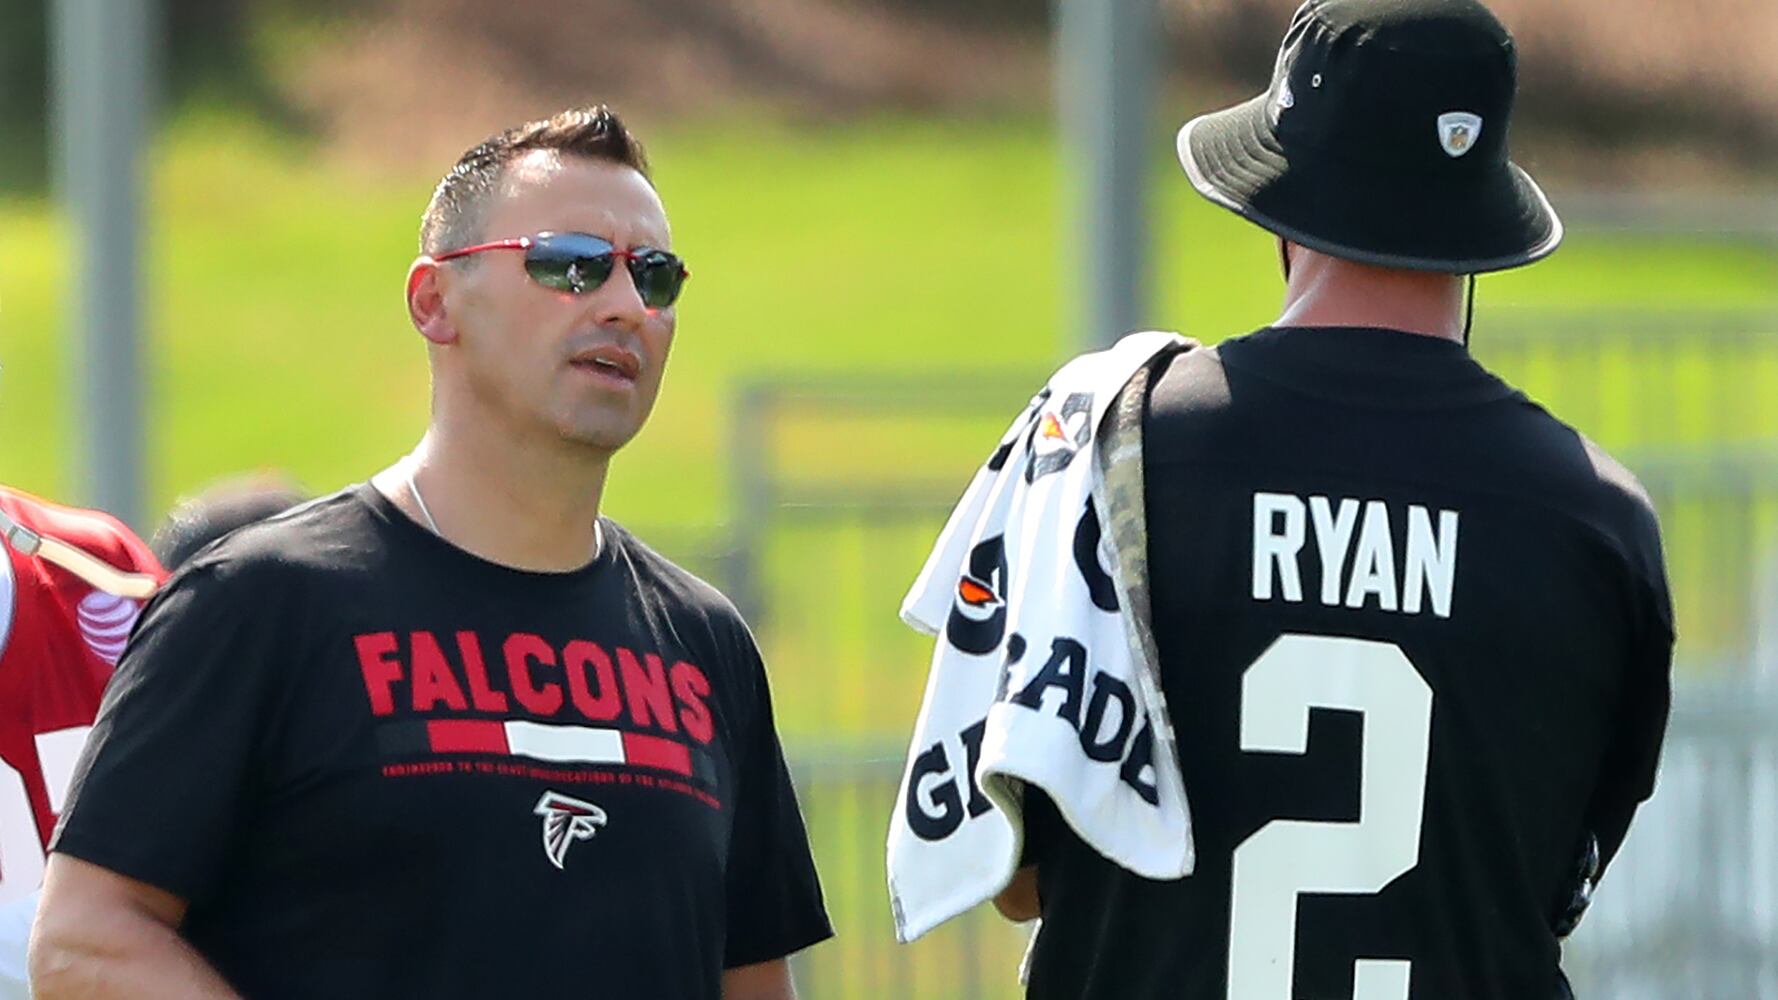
top-left (1251, 492), bottom-right (1460, 619)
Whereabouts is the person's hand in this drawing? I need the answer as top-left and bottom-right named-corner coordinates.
top-left (1552, 833), bottom-right (1601, 938)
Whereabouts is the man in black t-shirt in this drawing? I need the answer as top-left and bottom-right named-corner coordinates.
top-left (32, 106), bottom-right (831, 1000)
top-left (995, 2), bottom-right (1673, 999)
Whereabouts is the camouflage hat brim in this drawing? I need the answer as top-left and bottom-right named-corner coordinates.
top-left (1177, 94), bottom-right (1563, 275)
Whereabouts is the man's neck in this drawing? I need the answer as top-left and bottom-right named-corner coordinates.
top-left (1275, 253), bottom-right (1466, 344)
top-left (376, 418), bottom-right (610, 573)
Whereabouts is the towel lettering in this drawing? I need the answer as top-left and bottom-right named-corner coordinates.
top-left (1073, 499), bottom-right (1119, 613)
top-left (1011, 638), bottom-right (1088, 728)
top-left (906, 719), bottom-right (991, 840)
top-left (905, 636), bottom-right (1161, 842)
top-left (1010, 636), bottom-right (1158, 804)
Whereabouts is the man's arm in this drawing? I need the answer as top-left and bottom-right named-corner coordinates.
top-left (29, 855), bottom-right (239, 1000)
top-left (994, 865), bottom-right (1040, 922)
top-left (995, 785), bottom-right (1049, 922)
top-left (721, 958), bottom-right (797, 1000)
top-left (1590, 615), bottom-right (1675, 877)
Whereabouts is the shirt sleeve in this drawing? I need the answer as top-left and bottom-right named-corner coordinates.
top-left (1019, 785), bottom-right (1056, 869)
top-left (721, 631), bottom-right (833, 969)
top-left (1587, 571), bottom-right (1675, 876)
top-left (50, 557), bottom-right (287, 902)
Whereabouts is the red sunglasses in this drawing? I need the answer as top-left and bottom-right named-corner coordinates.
top-left (434, 231), bottom-right (690, 309)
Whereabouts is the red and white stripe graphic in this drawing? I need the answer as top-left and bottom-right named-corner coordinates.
top-left (426, 720), bottom-right (693, 777)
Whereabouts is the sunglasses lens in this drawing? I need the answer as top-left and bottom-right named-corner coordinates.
top-left (524, 235), bottom-right (616, 293)
top-left (521, 234), bottom-right (685, 307)
top-left (630, 252), bottom-right (687, 308)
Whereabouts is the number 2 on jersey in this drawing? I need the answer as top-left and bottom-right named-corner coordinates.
top-left (1228, 635), bottom-right (1432, 1000)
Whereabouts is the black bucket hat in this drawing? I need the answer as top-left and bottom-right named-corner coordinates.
top-left (1176, 0), bottom-right (1562, 274)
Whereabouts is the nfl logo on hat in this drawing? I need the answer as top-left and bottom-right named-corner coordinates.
top-left (1438, 112), bottom-right (1484, 158)
top-left (1175, 0), bottom-right (1564, 274)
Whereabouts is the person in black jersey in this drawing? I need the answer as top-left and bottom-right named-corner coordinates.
top-left (994, 2), bottom-right (1672, 999)
top-left (32, 106), bottom-right (831, 1000)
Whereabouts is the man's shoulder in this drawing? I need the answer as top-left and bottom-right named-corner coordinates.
top-left (1562, 430), bottom-right (1667, 587)
top-left (1571, 431), bottom-right (1660, 521)
top-left (170, 486), bottom-right (378, 587)
top-left (1147, 341), bottom-right (1234, 412)
top-left (604, 521), bottom-right (750, 632)
top-left (1491, 400), bottom-right (1662, 537)
top-left (1423, 394), bottom-right (1670, 614)
top-left (1142, 341), bottom-right (1239, 448)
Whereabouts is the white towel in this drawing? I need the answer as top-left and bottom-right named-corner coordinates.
top-left (887, 331), bottom-right (1196, 943)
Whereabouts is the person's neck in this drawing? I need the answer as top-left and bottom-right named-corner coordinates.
top-left (1275, 255), bottom-right (1466, 344)
top-left (378, 417), bottom-right (610, 573)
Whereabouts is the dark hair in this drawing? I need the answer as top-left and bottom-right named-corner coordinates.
top-left (419, 105), bottom-right (652, 257)
top-left (151, 475), bottom-right (308, 570)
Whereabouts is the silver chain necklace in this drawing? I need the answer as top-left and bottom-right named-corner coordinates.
top-left (404, 465), bottom-right (442, 535)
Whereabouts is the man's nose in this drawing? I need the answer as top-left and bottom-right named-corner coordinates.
top-left (587, 260), bottom-right (648, 329)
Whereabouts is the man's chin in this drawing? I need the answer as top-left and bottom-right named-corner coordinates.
top-left (555, 418), bottom-right (641, 454)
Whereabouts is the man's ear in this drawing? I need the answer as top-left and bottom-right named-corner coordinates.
top-left (407, 258), bottom-right (458, 345)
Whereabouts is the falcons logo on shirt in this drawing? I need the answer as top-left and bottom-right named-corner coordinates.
top-left (533, 790), bottom-right (608, 869)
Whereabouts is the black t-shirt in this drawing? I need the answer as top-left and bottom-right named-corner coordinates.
top-left (53, 484), bottom-right (831, 999)
top-left (1024, 327), bottom-right (1673, 1000)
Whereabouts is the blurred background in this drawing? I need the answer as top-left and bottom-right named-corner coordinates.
top-left (1, 0), bottom-right (1775, 996)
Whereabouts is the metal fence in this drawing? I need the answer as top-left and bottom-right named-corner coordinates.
top-left (637, 310), bottom-right (1778, 998)
top-left (1565, 682), bottom-right (1778, 999)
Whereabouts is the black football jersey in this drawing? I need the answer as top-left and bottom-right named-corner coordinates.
top-left (1023, 326), bottom-right (1673, 1000)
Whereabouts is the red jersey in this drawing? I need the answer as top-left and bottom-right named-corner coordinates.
top-left (0, 487), bottom-right (163, 903)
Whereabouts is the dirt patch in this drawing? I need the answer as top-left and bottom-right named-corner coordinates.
top-left (279, 0), bottom-right (1049, 173)
top-left (280, 0), bottom-right (1777, 186)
